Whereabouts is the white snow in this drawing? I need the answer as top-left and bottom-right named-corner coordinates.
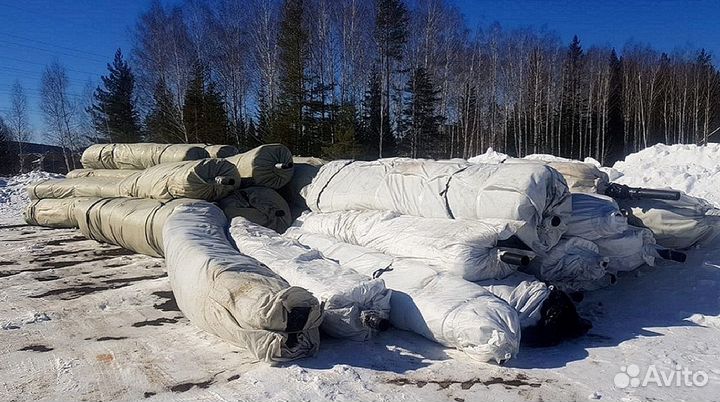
top-left (611, 143), bottom-right (720, 207)
top-left (0, 171), bottom-right (63, 224)
top-left (1, 147), bottom-right (720, 401)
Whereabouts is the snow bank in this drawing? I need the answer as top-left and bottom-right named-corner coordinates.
top-left (467, 147), bottom-right (602, 167)
top-left (611, 143), bottom-right (720, 206)
top-left (0, 171), bottom-right (63, 223)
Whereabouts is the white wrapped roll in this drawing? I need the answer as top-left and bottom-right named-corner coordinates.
top-left (292, 210), bottom-right (522, 281)
top-left (285, 228), bottom-right (521, 364)
top-left (229, 217), bottom-right (391, 341)
top-left (302, 158), bottom-right (571, 253)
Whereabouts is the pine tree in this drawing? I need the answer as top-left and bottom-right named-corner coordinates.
top-left (89, 49), bottom-right (141, 143)
top-left (0, 116), bottom-right (12, 175)
top-left (182, 64), bottom-right (229, 145)
top-left (374, 0), bottom-right (408, 157)
top-left (145, 78), bottom-right (184, 143)
top-left (605, 49), bottom-right (625, 163)
top-left (360, 64), bottom-right (382, 159)
top-left (322, 104), bottom-right (362, 159)
top-left (561, 35), bottom-right (584, 158)
top-left (400, 67), bottom-right (444, 159)
top-left (269, 0), bottom-right (308, 154)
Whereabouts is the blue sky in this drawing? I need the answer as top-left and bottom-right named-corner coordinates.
top-left (1, 0), bottom-right (719, 144)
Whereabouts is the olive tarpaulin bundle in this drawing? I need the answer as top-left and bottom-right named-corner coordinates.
top-left (66, 169), bottom-right (140, 180)
top-left (28, 158), bottom-right (241, 202)
top-left (73, 197), bottom-right (198, 257)
top-left (226, 144), bottom-right (294, 189)
top-left (218, 186), bottom-right (292, 233)
top-left (164, 202), bottom-right (322, 362)
top-left (229, 217), bottom-right (391, 341)
top-left (24, 197), bottom-right (97, 228)
top-left (285, 228), bottom-right (521, 364)
top-left (80, 143), bottom-right (210, 170)
top-left (302, 158), bottom-right (571, 253)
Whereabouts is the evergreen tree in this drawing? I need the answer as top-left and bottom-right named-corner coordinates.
top-left (89, 49), bottom-right (141, 143)
top-left (561, 35), bottom-right (584, 158)
top-left (145, 78), bottom-right (184, 143)
top-left (606, 49), bottom-right (625, 163)
top-left (182, 64), bottom-right (229, 145)
top-left (400, 67), bottom-right (444, 158)
top-left (0, 116), bottom-right (12, 175)
top-left (360, 64), bottom-right (382, 159)
top-left (322, 104), bottom-right (362, 159)
top-left (269, 0), bottom-right (308, 154)
top-left (374, 0), bottom-right (408, 157)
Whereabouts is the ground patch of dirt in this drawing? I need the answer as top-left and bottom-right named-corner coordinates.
top-left (386, 373), bottom-right (543, 390)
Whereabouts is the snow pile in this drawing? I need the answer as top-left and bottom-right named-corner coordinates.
top-left (611, 143), bottom-right (720, 206)
top-left (467, 147), bottom-right (602, 167)
top-left (0, 171), bottom-right (63, 222)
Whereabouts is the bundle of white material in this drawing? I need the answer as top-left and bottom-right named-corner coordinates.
top-left (565, 193), bottom-right (628, 240)
top-left (226, 144), bottom-right (294, 189)
top-left (503, 159), bottom-right (609, 194)
top-left (229, 217), bottom-right (391, 341)
top-left (525, 237), bottom-right (608, 284)
top-left (219, 187), bottom-right (292, 233)
top-left (24, 197), bottom-right (97, 228)
top-left (66, 169), bottom-right (140, 179)
top-left (81, 143), bottom-right (209, 169)
top-left (285, 228), bottom-right (521, 363)
top-left (617, 193), bottom-right (720, 249)
top-left (476, 274), bottom-right (551, 328)
top-left (28, 159), bottom-right (241, 202)
top-left (74, 197), bottom-right (198, 257)
top-left (164, 203), bottom-right (323, 362)
top-left (302, 158), bottom-right (571, 253)
top-left (594, 226), bottom-right (658, 273)
top-left (292, 210), bottom-right (521, 281)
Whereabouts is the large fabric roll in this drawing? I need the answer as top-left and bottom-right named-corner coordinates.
top-left (302, 158), bottom-right (571, 253)
top-left (66, 169), bottom-right (140, 180)
top-left (618, 193), bottom-right (720, 249)
top-left (565, 193), bottom-right (628, 241)
top-left (195, 144), bottom-right (239, 158)
top-left (28, 159), bottom-right (241, 202)
top-left (81, 143), bottom-right (209, 170)
top-left (291, 210), bottom-right (522, 281)
top-left (73, 197), bottom-right (198, 257)
top-left (285, 228), bottom-right (521, 364)
top-left (503, 159), bottom-right (610, 194)
top-left (229, 217), bottom-right (391, 341)
top-left (226, 144), bottom-right (294, 189)
top-left (164, 203), bottom-right (322, 362)
top-left (219, 187), bottom-right (292, 233)
top-left (524, 237), bottom-right (608, 285)
top-left (280, 156), bottom-right (326, 219)
top-left (23, 197), bottom-right (97, 228)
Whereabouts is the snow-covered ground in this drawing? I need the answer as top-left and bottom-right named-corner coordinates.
top-left (1, 146), bottom-right (720, 401)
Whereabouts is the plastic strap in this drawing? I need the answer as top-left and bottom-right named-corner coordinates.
top-left (313, 160), bottom-right (354, 213)
top-left (439, 166), bottom-right (469, 219)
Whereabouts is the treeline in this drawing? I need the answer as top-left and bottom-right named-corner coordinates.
top-left (4, 0), bottom-right (720, 172)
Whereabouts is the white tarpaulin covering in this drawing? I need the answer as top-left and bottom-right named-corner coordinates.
top-left (280, 157), bottom-right (326, 219)
top-left (594, 226), bottom-right (658, 273)
top-left (229, 217), bottom-right (391, 341)
top-left (28, 159), bottom-right (241, 202)
top-left (81, 143), bottom-right (210, 169)
top-left (565, 193), bottom-right (629, 240)
top-left (618, 193), bottom-right (720, 249)
top-left (219, 187), bottom-right (292, 233)
top-left (302, 158), bottom-right (571, 253)
top-left (291, 210), bottom-right (522, 281)
top-left (194, 144), bottom-right (239, 158)
top-left (74, 197), bottom-right (198, 257)
top-left (163, 202), bottom-right (323, 362)
top-left (226, 144), bottom-right (294, 189)
top-left (503, 159), bottom-right (610, 194)
top-left (525, 237), bottom-right (608, 285)
top-left (285, 228), bottom-right (521, 363)
top-left (476, 274), bottom-right (550, 328)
